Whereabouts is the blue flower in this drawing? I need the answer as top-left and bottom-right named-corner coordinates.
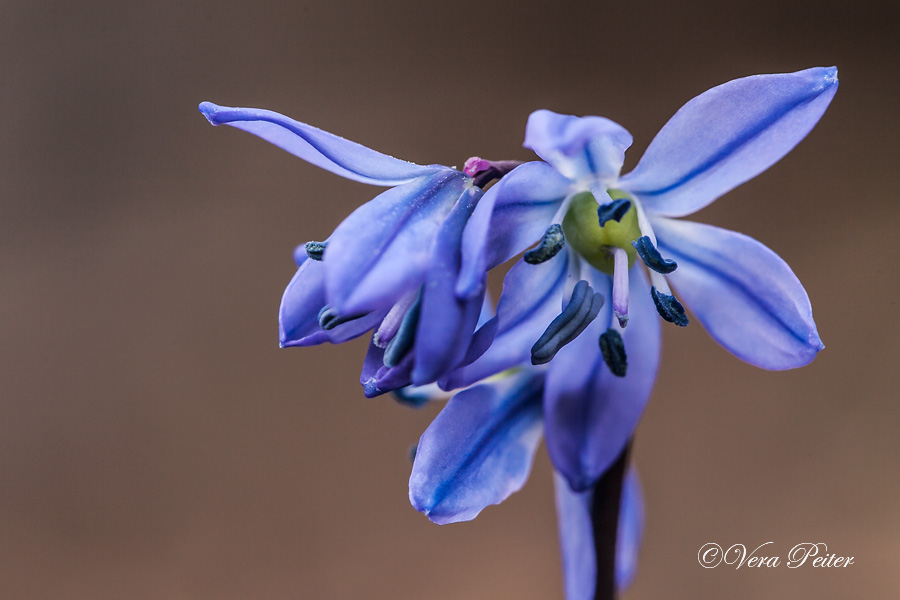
top-left (200, 66), bottom-right (838, 599)
top-left (198, 102), bottom-right (489, 393)
top-left (442, 67), bottom-right (837, 493)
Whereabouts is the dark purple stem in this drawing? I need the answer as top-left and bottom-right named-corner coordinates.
top-left (590, 438), bottom-right (631, 600)
top-left (466, 159), bottom-right (524, 188)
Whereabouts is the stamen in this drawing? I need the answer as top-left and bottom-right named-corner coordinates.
top-left (611, 247), bottom-right (629, 327)
top-left (598, 328), bottom-right (627, 377)
top-left (374, 290), bottom-right (419, 348)
top-left (531, 280), bottom-right (604, 365)
top-left (597, 199), bottom-right (632, 227)
top-left (633, 200), bottom-right (658, 247)
top-left (384, 293), bottom-right (422, 367)
top-left (650, 286), bottom-right (689, 327)
top-left (305, 241), bottom-right (327, 261)
top-left (632, 236), bottom-right (677, 274)
top-left (524, 224), bottom-right (566, 264)
top-left (317, 305), bottom-right (367, 330)
top-left (393, 388), bottom-right (429, 409)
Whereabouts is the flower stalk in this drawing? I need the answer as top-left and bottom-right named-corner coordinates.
top-left (590, 439), bottom-right (631, 600)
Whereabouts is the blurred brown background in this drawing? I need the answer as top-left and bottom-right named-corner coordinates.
top-left (1, 0), bottom-right (898, 598)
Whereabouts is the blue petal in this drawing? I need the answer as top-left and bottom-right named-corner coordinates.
top-left (198, 102), bottom-right (440, 186)
top-left (279, 257), bottom-right (383, 347)
top-left (325, 171), bottom-right (469, 314)
top-left (524, 110), bottom-right (632, 183)
top-left (616, 468), bottom-right (644, 591)
top-left (620, 67), bottom-right (839, 217)
top-left (441, 251), bottom-right (569, 390)
top-left (409, 372), bottom-right (544, 524)
top-left (544, 268), bottom-right (660, 492)
top-left (456, 162), bottom-right (569, 298)
top-left (360, 337), bottom-right (414, 398)
top-left (553, 467), bottom-right (644, 599)
top-left (413, 187), bottom-right (486, 384)
top-left (654, 217), bottom-right (824, 369)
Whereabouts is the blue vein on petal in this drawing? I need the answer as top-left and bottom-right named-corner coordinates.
top-left (350, 172), bottom-right (459, 275)
top-left (422, 376), bottom-right (542, 513)
top-left (663, 243), bottom-right (811, 345)
top-left (502, 255), bottom-right (570, 333)
top-left (629, 94), bottom-right (827, 197)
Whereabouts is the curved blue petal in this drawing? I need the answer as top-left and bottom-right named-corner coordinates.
top-left (524, 110), bottom-right (632, 183)
top-left (616, 468), bottom-right (644, 591)
top-left (441, 251), bottom-right (569, 390)
top-left (409, 372), bottom-right (544, 524)
top-left (654, 217), bottom-right (824, 369)
top-left (553, 467), bottom-right (643, 600)
top-left (620, 67), bottom-right (838, 217)
top-left (545, 268), bottom-right (660, 492)
top-left (198, 102), bottom-right (441, 186)
top-left (279, 257), bottom-right (383, 347)
top-left (413, 187), bottom-right (486, 385)
top-left (325, 171), bottom-right (469, 314)
top-left (456, 161), bottom-right (569, 298)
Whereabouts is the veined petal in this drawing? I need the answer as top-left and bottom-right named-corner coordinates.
top-left (456, 162), bottom-right (569, 298)
top-left (409, 372), bottom-right (544, 524)
top-left (198, 102), bottom-right (440, 185)
top-left (545, 268), bottom-right (660, 492)
top-left (524, 110), bottom-right (632, 183)
top-left (413, 188), bottom-right (486, 385)
top-left (279, 257), bottom-right (382, 347)
top-left (442, 251), bottom-right (569, 390)
top-left (553, 468), bottom-right (644, 599)
top-left (654, 217), bottom-right (824, 369)
top-left (620, 67), bottom-right (838, 217)
top-left (325, 171), bottom-right (469, 314)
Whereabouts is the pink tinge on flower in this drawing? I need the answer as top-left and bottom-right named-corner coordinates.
top-left (463, 156), bottom-right (492, 177)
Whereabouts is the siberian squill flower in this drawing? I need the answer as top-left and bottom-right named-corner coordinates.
top-left (198, 102), bottom-right (506, 394)
top-left (435, 67), bottom-right (837, 499)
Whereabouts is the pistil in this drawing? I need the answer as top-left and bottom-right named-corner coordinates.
top-left (611, 247), bottom-right (630, 327)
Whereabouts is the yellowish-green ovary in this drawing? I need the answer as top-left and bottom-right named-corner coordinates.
top-left (561, 190), bottom-right (642, 275)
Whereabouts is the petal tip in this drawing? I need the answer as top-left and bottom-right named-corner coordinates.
top-left (198, 101), bottom-right (223, 125)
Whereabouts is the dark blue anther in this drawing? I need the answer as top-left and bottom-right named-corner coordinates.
top-left (384, 292), bottom-right (422, 367)
top-left (531, 280), bottom-right (604, 365)
top-left (317, 305), bottom-right (366, 331)
top-left (632, 236), bottom-right (677, 274)
top-left (650, 286), bottom-right (689, 327)
top-left (305, 241), bottom-right (327, 261)
top-left (597, 199), bottom-right (632, 227)
top-left (598, 328), bottom-right (627, 377)
top-left (524, 224), bottom-right (566, 265)
top-left (393, 387), bottom-right (430, 409)
top-left (407, 443), bottom-right (418, 463)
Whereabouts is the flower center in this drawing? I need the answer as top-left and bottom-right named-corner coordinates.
top-left (561, 190), bottom-right (642, 275)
